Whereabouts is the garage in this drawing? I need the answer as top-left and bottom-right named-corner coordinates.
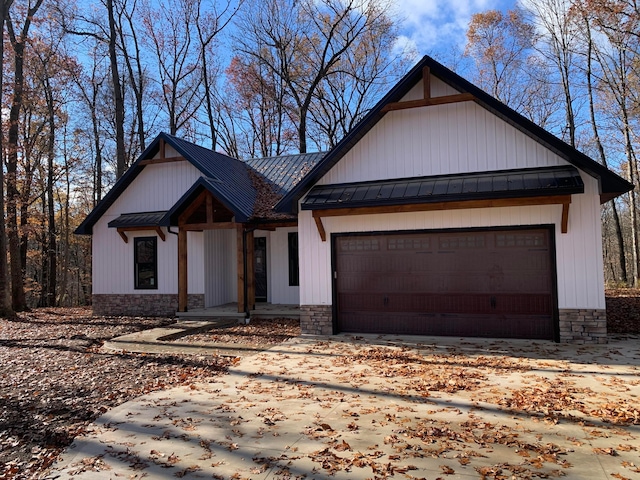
top-left (334, 228), bottom-right (556, 340)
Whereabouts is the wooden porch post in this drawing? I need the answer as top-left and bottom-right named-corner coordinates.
top-left (246, 230), bottom-right (255, 311)
top-left (236, 224), bottom-right (245, 313)
top-left (178, 228), bottom-right (188, 311)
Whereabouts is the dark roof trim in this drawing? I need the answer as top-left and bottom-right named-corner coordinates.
top-left (75, 132), bottom-right (253, 235)
top-left (276, 56), bottom-right (633, 212)
top-left (302, 166), bottom-right (584, 211)
top-left (160, 177), bottom-right (252, 226)
top-left (107, 211), bottom-right (168, 228)
top-left (75, 133), bottom-right (185, 235)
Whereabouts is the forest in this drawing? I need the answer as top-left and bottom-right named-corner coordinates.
top-left (0, 0), bottom-right (638, 315)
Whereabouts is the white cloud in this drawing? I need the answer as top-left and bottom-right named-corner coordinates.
top-left (393, 0), bottom-right (513, 56)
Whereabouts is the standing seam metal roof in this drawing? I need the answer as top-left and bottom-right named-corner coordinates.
top-left (245, 152), bottom-right (326, 195)
top-left (301, 166), bottom-right (584, 210)
top-left (75, 133), bottom-right (327, 234)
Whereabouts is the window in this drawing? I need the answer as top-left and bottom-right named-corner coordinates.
top-left (134, 237), bottom-right (157, 289)
top-left (288, 232), bottom-right (299, 287)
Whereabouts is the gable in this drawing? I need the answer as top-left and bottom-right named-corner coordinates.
top-left (319, 76), bottom-right (566, 186)
top-left (107, 161), bottom-right (204, 216)
top-left (275, 56), bottom-right (633, 212)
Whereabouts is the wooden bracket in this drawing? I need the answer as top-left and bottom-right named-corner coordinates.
top-left (561, 202), bottom-right (570, 234)
top-left (312, 211), bottom-right (327, 242)
top-left (116, 226), bottom-right (166, 242)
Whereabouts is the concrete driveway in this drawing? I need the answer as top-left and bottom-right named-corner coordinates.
top-left (48, 334), bottom-right (640, 479)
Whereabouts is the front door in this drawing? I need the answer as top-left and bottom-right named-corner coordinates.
top-left (254, 237), bottom-right (267, 302)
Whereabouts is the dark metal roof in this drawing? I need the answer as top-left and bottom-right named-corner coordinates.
top-left (75, 133), bottom-right (258, 234)
top-left (107, 211), bottom-right (168, 228)
top-left (301, 166), bottom-right (584, 210)
top-left (276, 56), bottom-right (633, 213)
top-left (75, 132), bottom-right (328, 235)
top-left (245, 152), bottom-right (326, 195)
top-left (160, 176), bottom-right (254, 225)
top-left (169, 136), bottom-right (258, 220)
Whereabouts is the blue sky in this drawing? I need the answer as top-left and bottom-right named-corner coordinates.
top-left (393, 0), bottom-right (516, 58)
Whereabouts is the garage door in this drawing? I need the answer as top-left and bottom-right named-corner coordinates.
top-left (335, 228), bottom-right (555, 339)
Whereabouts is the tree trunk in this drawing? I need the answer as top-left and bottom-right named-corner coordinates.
top-left (584, 17), bottom-right (627, 283)
top-left (45, 82), bottom-right (57, 307)
top-left (5, 0), bottom-right (43, 311)
top-left (107, 0), bottom-right (126, 179)
top-left (0, 0), bottom-right (15, 317)
top-left (6, 24), bottom-right (27, 311)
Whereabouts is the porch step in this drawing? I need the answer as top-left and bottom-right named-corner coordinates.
top-left (175, 303), bottom-right (300, 320)
top-left (251, 309), bottom-right (300, 319)
top-left (176, 310), bottom-right (245, 319)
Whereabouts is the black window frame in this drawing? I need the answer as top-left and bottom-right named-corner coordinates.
top-left (288, 232), bottom-right (299, 287)
top-left (134, 236), bottom-right (158, 290)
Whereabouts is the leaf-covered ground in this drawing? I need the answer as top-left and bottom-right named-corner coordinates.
top-left (49, 334), bottom-right (640, 480)
top-left (606, 288), bottom-right (640, 334)
top-left (174, 318), bottom-right (301, 346)
top-left (0, 308), bottom-right (240, 479)
top-left (2, 292), bottom-right (639, 479)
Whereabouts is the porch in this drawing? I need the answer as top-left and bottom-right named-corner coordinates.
top-left (175, 303), bottom-right (300, 320)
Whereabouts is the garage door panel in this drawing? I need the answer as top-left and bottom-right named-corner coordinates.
top-left (339, 312), bottom-right (553, 339)
top-left (335, 229), bottom-right (555, 340)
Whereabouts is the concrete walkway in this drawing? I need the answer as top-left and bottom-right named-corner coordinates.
top-left (102, 318), bottom-right (268, 357)
top-left (46, 333), bottom-right (640, 479)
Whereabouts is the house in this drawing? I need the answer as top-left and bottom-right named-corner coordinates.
top-left (76, 56), bottom-right (633, 344)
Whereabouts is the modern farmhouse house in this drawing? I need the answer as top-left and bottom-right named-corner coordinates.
top-left (76, 56), bottom-right (633, 343)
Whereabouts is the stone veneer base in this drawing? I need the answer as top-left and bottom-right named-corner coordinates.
top-left (300, 305), bottom-right (333, 335)
top-left (92, 294), bottom-right (205, 317)
top-left (558, 308), bottom-right (607, 344)
top-left (300, 305), bottom-right (608, 344)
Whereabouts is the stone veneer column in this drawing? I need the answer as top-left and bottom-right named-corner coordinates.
top-left (92, 294), bottom-right (205, 317)
top-left (558, 309), bottom-right (607, 344)
top-left (300, 305), bottom-right (333, 335)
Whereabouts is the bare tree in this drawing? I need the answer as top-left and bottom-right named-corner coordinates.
top-left (464, 7), bottom-right (561, 126)
top-left (574, 3), bottom-right (628, 283)
top-left (5, 0), bottom-right (45, 311)
top-left (581, 1), bottom-right (640, 285)
top-left (0, 0), bottom-right (16, 317)
top-left (140, 0), bottom-right (204, 136)
top-left (521, 0), bottom-right (580, 147)
top-left (235, 0), bottom-right (399, 153)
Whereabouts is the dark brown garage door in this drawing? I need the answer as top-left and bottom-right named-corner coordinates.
top-left (335, 229), bottom-right (555, 339)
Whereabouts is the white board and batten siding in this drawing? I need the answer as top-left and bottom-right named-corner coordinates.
top-left (264, 227), bottom-right (300, 305)
top-left (319, 77), bottom-right (563, 186)
top-left (92, 155), bottom-right (206, 295)
top-left (299, 75), bottom-right (606, 311)
top-left (204, 229), bottom-right (237, 306)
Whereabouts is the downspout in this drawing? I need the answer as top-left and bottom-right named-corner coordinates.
top-left (167, 226), bottom-right (178, 236)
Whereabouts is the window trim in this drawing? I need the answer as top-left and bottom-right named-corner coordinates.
top-left (288, 232), bottom-right (299, 287)
top-left (134, 236), bottom-right (158, 290)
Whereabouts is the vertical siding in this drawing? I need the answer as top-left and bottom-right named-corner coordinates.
top-left (319, 76), bottom-right (564, 185)
top-left (109, 161), bottom-right (204, 213)
top-left (204, 229), bottom-right (237, 306)
top-left (93, 160), bottom-right (205, 295)
top-left (263, 227), bottom-right (300, 305)
top-left (299, 176), bottom-right (605, 310)
top-left (92, 224), bottom-right (204, 295)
